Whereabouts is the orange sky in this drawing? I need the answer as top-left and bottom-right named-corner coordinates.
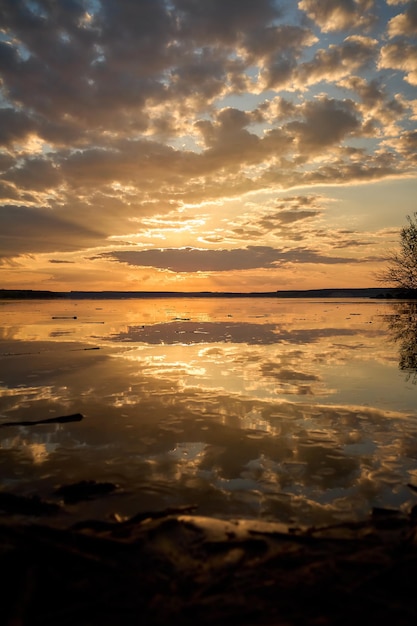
top-left (0, 0), bottom-right (417, 292)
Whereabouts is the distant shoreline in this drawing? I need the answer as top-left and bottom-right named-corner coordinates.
top-left (1, 287), bottom-right (414, 300)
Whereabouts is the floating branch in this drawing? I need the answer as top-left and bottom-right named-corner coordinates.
top-left (0, 413), bottom-right (84, 428)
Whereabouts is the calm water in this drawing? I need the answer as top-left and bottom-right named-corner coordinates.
top-left (1, 297), bottom-right (417, 526)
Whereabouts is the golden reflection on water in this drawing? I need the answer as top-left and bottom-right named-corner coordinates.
top-left (0, 298), bottom-right (416, 526)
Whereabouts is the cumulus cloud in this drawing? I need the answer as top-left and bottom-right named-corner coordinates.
top-left (387, 2), bottom-right (417, 37)
top-left (293, 36), bottom-right (378, 88)
top-left (298, 0), bottom-right (377, 32)
top-left (287, 96), bottom-right (360, 153)
top-left (379, 42), bottom-right (417, 85)
top-left (339, 76), bottom-right (407, 135)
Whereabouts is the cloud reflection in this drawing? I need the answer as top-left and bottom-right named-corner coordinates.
top-left (0, 299), bottom-right (416, 526)
top-left (107, 319), bottom-right (370, 345)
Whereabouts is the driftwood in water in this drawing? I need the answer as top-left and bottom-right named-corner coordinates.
top-left (52, 316), bottom-right (77, 319)
top-left (0, 413), bottom-right (83, 428)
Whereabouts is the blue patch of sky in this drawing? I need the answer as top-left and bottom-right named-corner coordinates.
top-left (305, 80), bottom-right (356, 103)
top-left (91, 44), bottom-right (106, 66)
top-left (83, 0), bottom-right (102, 16)
top-left (24, 0), bottom-right (48, 20)
top-left (24, 0), bottom-right (103, 25)
top-left (372, 0), bottom-right (403, 36)
top-left (0, 95), bottom-right (10, 109)
top-left (215, 90), bottom-right (275, 112)
top-left (0, 30), bottom-right (31, 62)
top-left (343, 136), bottom-right (386, 155)
top-left (379, 72), bottom-right (417, 107)
top-left (273, 0), bottom-right (304, 26)
top-left (58, 31), bottom-right (71, 44)
top-left (313, 178), bottom-right (417, 230)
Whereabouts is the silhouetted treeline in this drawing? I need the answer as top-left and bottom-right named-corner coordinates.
top-left (1, 287), bottom-right (416, 300)
top-left (0, 289), bottom-right (65, 300)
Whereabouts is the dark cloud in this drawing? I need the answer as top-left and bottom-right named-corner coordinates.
top-left (0, 0), bottom-right (168, 127)
top-left (99, 245), bottom-right (365, 272)
top-left (174, 0), bottom-right (280, 44)
top-left (48, 259), bottom-right (75, 264)
top-left (6, 158), bottom-right (62, 190)
top-left (288, 97), bottom-right (360, 152)
top-left (246, 24), bottom-right (316, 63)
top-left (260, 209), bottom-right (321, 227)
top-left (0, 108), bottom-right (37, 148)
top-left (0, 155), bottom-right (14, 173)
top-left (0, 205), bottom-right (103, 259)
top-left (0, 0), bottom-right (280, 132)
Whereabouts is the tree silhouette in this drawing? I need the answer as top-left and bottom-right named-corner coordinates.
top-left (377, 212), bottom-right (417, 292)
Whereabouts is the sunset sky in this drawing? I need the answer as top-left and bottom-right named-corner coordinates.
top-left (1, 0), bottom-right (417, 292)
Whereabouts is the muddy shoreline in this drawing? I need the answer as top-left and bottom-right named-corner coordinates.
top-left (2, 505), bottom-right (417, 625)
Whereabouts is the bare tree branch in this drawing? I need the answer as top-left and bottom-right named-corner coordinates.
top-left (377, 212), bottom-right (417, 291)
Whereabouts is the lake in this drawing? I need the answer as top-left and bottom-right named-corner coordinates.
top-left (1, 297), bottom-right (416, 527)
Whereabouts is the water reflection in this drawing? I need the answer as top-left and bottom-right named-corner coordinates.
top-left (0, 298), bottom-right (416, 526)
top-left (383, 301), bottom-right (417, 383)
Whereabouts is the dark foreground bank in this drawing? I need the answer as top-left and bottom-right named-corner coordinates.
top-left (2, 506), bottom-right (417, 626)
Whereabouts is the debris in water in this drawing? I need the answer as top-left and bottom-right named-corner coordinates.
top-left (0, 413), bottom-right (84, 428)
top-left (54, 480), bottom-right (119, 504)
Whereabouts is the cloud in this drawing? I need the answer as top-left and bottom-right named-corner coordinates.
top-left (194, 95), bottom-right (362, 171)
top-left (390, 130), bottom-right (417, 163)
top-left (0, 1), bottom-right (171, 127)
top-left (175, 0), bottom-right (280, 43)
top-left (0, 108), bottom-right (37, 148)
top-left (387, 2), bottom-right (417, 37)
top-left (379, 42), bottom-right (417, 85)
top-left (0, 205), bottom-right (103, 259)
top-left (262, 209), bottom-right (321, 226)
top-left (223, 195), bottom-right (386, 256)
top-left (6, 158), bottom-right (62, 191)
top-left (224, 195), bottom-right (325, 244)
top-left (99, 245), bottom-right (367, 273)
top-left (339, 76), bottom-right (407, 134)
top-left (0, 0), bottom-right (282, 135)
top-left (48, 259), bottom-right (75, 264)
top-left (298, 0), bottom-right (377, 32)
top-left (292, 36), bottom-right (378, 89)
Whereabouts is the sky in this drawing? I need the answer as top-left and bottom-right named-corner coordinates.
top-left (0, 0), bottom-right (416, 293)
